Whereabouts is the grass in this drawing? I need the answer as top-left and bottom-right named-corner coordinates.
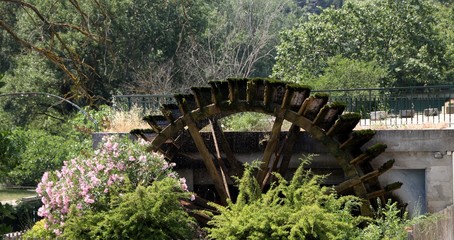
top-left (0, 188), bottom-right (37, 202)
top-left (106, 105), bottom-right (150, 132)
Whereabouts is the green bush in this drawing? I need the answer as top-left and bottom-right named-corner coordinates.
top-left (0, 202), bottom-right (15, 235)
top-left (0, 128), bottom-right (88, 186)
top-left (21, 219), bottom-right (53, 240)
top-left (0, 200), bottom-right (42, 235)
top-left (221, 112), bottom-right (271, 132)
top-left (62, 179), bottom-right (197, 240)
top-left (207, 159), bottom-right (365, 239)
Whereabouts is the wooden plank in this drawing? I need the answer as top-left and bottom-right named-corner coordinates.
top-left (160, 104), bottom-right (181, 123)
top-left (184, 115), bottom-right (229, 205)
top-left (209, 81), bottom-right (229, 105)
top-left (326, 113), bottom-right (361, 137)
top-left (302, 94), bottom-right (329, 121)
top-left (277, 124), bottom-right (300, 177)
top-left (174, 94), bottom-right (197, 114)
top-left (257, 111), bottom-right (285, 187)
top-left (335, 178), bottom-right (362, 193)
top-left (312, 105), bottom-right (330, 126)
top-left (143, 115), bottom-right (168, 132)
top-left (257, 84), bottom-right (295, 185)
top-left (335, 159), bottom-right (395, 193)
top-left (339, 130), bottom-right (376, 150)
top-left (366, 182), bottom-right (402, 199)
top-left (350, 143), bottom-right (387, 165)
top-left (227, 78), bottom-right (249, 102)
top-left (192, 87), bottom-right (213, 108)
top-left (209, 118), bottom-right (231, 199)
top-left (210, 118), bottom-right (243, 177)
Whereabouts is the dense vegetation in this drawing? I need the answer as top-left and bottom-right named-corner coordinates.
top-left (207, 159), bottom-right (426, 240)
top-left (273, 0), bottom-right (454, 88)
top-left (0, 0), bottom-right (449, 238)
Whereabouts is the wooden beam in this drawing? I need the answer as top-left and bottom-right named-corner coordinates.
top-left (184, 115), bottom-right (229, 205)
top-left (257, 112), bottom-right (285, 187)
top-left (277, 124), bottom-right (300, 177)
top-left (366, 182), bottom-right (402, 199)
top-left (209, 118), bottom-right (231, 200)
top-left (210, 118), bottom-right (243, 177)
top-left (335, 159), bottom-right (395, 193)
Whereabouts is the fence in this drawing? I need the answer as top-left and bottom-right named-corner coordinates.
top-left (112, 94), bottom-right (176, 114)
top-left (2, 231), bottom-right (24, 240)
top-left (313, 85), bottom-right (454, 127)
top-left (412, 205), bottom-right (454, 240)
top-left (113, 85), bottom-right (454, 127)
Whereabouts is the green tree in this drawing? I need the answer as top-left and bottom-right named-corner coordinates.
top-left (1, 0), bottom-right (209, 102)
top-left (314, 55), bottom-right (388, 91)
top-left (176, 0), bottom-right (298, 87)
top-left (0, 128), bottom-right (88, 186)
top-left (273, 0), bottom-right (452, 87)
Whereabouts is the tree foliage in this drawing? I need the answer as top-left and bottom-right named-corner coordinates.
top-left (177, 0), bottom-right (297, 85)
top-left (0, 0), bottom-right (210, 102)
top-left (314, 55), bottom-right (388, 91)
top-left (0, 128), bottom-right (88, 186)
top-left (273, 0), bottom-right (454, 87)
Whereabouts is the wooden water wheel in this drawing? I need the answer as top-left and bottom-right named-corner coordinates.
top-left (131, 78), bottom-right (401, 218)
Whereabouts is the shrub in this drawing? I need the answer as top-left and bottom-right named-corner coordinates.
top-left (207, 158), bottom-right (365, 239)
top-left (35, 135), bottom-right (182, 237)
top-left (0, 202), bottom-right (15, 235)
top-left (62, 179), bottom-right (197, 239)
top-left (220, 112), bottom-right (271, 132)
top-left (0, 127), bottom-right (91, 186)
top-left (21, 219), bottom-right (53, 240)
top-left (0, 200), bottom-right (43, 235)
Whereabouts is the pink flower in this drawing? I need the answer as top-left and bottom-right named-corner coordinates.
top-left (41, 172), bottom-right (49, 183)
top-left (84, 195), bottom-right (95, 204)
top-left (96, 163), bottom-right (105, 171)
top-left (190, 194), bottom-right (196, 201)
top-left (53, 228), bottom-right (61, 236)
top-left (162, 162), bottom-right (169, 170)
top-left (180, 178), bottom-right (188, 191)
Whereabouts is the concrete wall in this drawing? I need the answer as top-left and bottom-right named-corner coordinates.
top-left (369, 130), bottom-right (454, 215)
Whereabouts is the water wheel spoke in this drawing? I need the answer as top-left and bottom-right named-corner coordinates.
top-left (366, 182), bottom-right (403, 199)
top-left (209, 118), bottom-right (242, 177)
top-left (277, 124), bottom-right (301, 177)
top-left (257, 113), bottom-right (285, 187)
top-left (184, 115), bottom-right (229, 205)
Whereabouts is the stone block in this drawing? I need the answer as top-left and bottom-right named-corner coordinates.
top-left (424, 108), bottom-right (439, 116)
top-left (399, 109), bottom-right (415, 118)
top-left (370, 111), bottom-right (387, 120)
top-left (444, 100), bottom-right (454, 114)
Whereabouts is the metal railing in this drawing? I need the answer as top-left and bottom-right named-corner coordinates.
top-left (313, 85), bottom-right (454, 127)
top-left (113, 85), bottom-right (454, 127)
top-left (112, 94), bottom-right (176, 114)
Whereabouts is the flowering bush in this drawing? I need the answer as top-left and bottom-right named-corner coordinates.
top-left (35, 135), bottom-right (183, 236)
